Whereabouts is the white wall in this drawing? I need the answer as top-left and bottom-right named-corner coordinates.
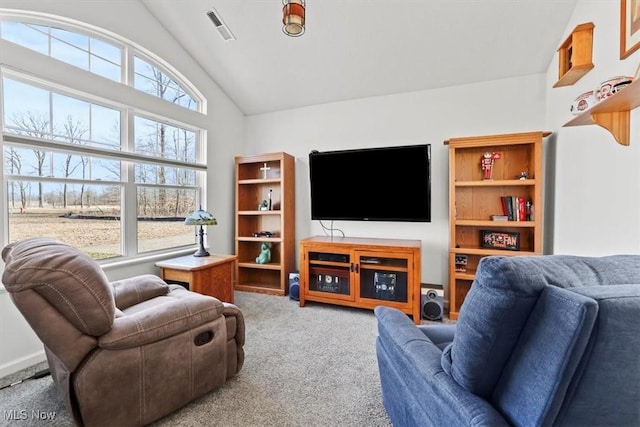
top-left (0, 0), bottom-right (245, 377)
top-left (245, 74), bottom-right (547, 287)
top-left (546, 0), bottom-right (640, 255)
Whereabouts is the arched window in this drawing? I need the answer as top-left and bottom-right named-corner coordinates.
top-left (1, 12), bottom-right (207, 260)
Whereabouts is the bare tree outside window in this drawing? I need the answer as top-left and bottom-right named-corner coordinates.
top-left (61, 115), bottom-right (88, 208)
top-left (10, 111), bottom-right (51, 208)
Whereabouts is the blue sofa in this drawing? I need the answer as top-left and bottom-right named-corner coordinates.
top-left (375, 255), bottom-right (640, 426)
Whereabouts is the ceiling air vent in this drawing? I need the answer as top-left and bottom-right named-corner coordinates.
top-left (206, 9), bottom-right (236, 41)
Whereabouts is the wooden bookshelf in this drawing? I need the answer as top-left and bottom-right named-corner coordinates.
top-left (444, 131), bottom-right (550, 319)
top-left (234, 152), bottom-right (295, 296)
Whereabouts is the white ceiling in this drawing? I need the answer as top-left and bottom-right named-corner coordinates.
top-left (141, 0), bottom-right (579, 116)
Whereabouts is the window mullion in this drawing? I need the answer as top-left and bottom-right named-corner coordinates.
top-left (3, 133), bottom-right (207, 171)
top-left (122, 109), bottom-right (136, 256)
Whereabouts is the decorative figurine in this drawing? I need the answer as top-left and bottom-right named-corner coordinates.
top-left (260, 162), bottom-right (271, 179)
top-left (259, 200), bottom-right (269, 211)
top-left (481, 152), bottom-right (501, 180)
top-left (255, 242), bottom-right (271, 264)
top-left (481, 152), bottom-right (494, 180)
top-left (517, 172), bottom-right (529, 180)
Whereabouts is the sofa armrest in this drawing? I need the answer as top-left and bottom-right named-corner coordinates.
top-left (375, 306), bottom-right (509, 426)
top-left (111, 274), bottom-right (169, 310)
top-left (222, 303), bottom-right (246, 377)
top-left (99, 289), bottom-right (224, 349)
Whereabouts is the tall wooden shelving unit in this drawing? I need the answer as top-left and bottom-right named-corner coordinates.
top-left (234, 152), bottom-right (295, 296)
top-left (444, 131), bottom-right (550, 320)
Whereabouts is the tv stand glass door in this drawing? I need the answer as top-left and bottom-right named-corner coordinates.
top-left (357, 253), bottom-right (409, 304)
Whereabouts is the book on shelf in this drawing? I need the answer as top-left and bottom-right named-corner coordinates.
top-left (500, 195), bottom-right (532, 221)
top-left (518, 197), bottom-right (526, 222)
top-left (500, 196), bottom-right (509, 219)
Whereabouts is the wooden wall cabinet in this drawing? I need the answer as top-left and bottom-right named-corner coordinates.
top-left (299, 236), bottom-right (422, 324)
top-left (234, 152), bottom-right (295, 296)
top-left (444, 131), bottom-right (550, 320)
top-left (553, 22), bottom-right (594, 88)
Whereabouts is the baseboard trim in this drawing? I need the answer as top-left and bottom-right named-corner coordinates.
top-left (0, 350), bottom-right (46, 378)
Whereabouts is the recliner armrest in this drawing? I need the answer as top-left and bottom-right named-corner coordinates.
top-left (99, 289), bottom-right (224, 349)
top-left (222, 303), bottom-right (245, 347)
top-left (111, 274), bottom-right (170, 309)
top-left (375, 306), bottom-right (509, 426)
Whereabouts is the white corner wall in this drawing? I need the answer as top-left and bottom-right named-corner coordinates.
top-left (546, 0), bottom-right (640, 255)
top-left (246, 74), bottom-right (547, 288)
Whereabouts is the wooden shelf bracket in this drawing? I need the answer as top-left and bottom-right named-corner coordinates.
top-left (563, 78), bottom-right (639, 146)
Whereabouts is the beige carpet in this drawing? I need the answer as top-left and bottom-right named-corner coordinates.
top-left (0, 291), bottom-right (397, 427)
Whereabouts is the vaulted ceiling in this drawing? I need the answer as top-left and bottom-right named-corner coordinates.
top-left (142, 0), bottom-right (579, 115)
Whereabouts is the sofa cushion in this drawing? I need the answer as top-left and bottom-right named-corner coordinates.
top-left (111, 274), bottom-right (169, 309)
top-left (491, 286), bottom-right (598, 426)
top-left (442, 254), bottom-right (640, 398)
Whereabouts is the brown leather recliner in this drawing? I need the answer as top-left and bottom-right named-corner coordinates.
top-left (1, 237), bottom-right (245, 427)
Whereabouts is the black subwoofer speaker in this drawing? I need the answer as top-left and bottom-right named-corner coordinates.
top-left (289, 272), bottom-right (300, 301)
top-left (421, 285), bottom-right (444, 321)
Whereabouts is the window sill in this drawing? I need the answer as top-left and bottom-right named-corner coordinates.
top-left (100, 247), bottom-right (195, 271)
top-left (0, 247), bottom-right (198, 293)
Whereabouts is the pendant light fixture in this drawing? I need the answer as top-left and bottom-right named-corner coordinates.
top-left (282, 0), bottom-right (305, 37)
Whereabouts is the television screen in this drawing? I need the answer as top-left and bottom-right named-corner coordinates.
top-left (309, 144), bottom-right (431, 222)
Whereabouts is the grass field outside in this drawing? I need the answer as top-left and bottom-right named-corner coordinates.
top-left (8, 207), bottom-right (194, 258)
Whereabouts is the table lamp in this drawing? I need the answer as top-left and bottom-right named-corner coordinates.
top-left (184, 206), bottom-right (217, 257)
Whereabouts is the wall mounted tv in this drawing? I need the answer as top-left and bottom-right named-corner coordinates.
top-left (309, 144), bottom-right (431, 222)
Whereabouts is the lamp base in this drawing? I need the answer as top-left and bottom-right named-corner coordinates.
top-left (193, 248), bottom-right (210, 257)
top-left (193, 226), bottom-right (210, 257)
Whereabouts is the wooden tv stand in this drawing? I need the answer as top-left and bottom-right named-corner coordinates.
top-left (299, 236), bottom-right (422, 324)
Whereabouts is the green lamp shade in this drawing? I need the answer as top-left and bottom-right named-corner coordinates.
top-left (185, 207), bottom-right (217, 257)
top-left (184, 208), bottom-right (217, 226)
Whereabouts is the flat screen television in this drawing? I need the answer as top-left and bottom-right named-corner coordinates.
top-left (309, 144), bottom-right (431, 222)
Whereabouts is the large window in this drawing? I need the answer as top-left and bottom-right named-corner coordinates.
top-left (1, 13), bottom-right (207, 260)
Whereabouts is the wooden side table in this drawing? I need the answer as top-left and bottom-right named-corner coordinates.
top-left (155, 254), bottom-right (237, 303)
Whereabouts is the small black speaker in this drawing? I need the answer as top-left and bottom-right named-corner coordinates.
top-left (289, 272), bottom-right (300, 301)
top-left (421, 285), bottom-right (444, 321)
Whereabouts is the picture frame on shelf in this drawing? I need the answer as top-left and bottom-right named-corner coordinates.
top-left (480, 230), bottom-right (520, 251)
top-left (455, 254), bottom-right (468, 272)
top-left (620, 0), bottom-right (640, 59)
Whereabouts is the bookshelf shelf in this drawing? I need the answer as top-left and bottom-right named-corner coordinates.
top-left (455, 179), bottom-right (536, 187)
top-left (455, 220), bottom-right (536, 228)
